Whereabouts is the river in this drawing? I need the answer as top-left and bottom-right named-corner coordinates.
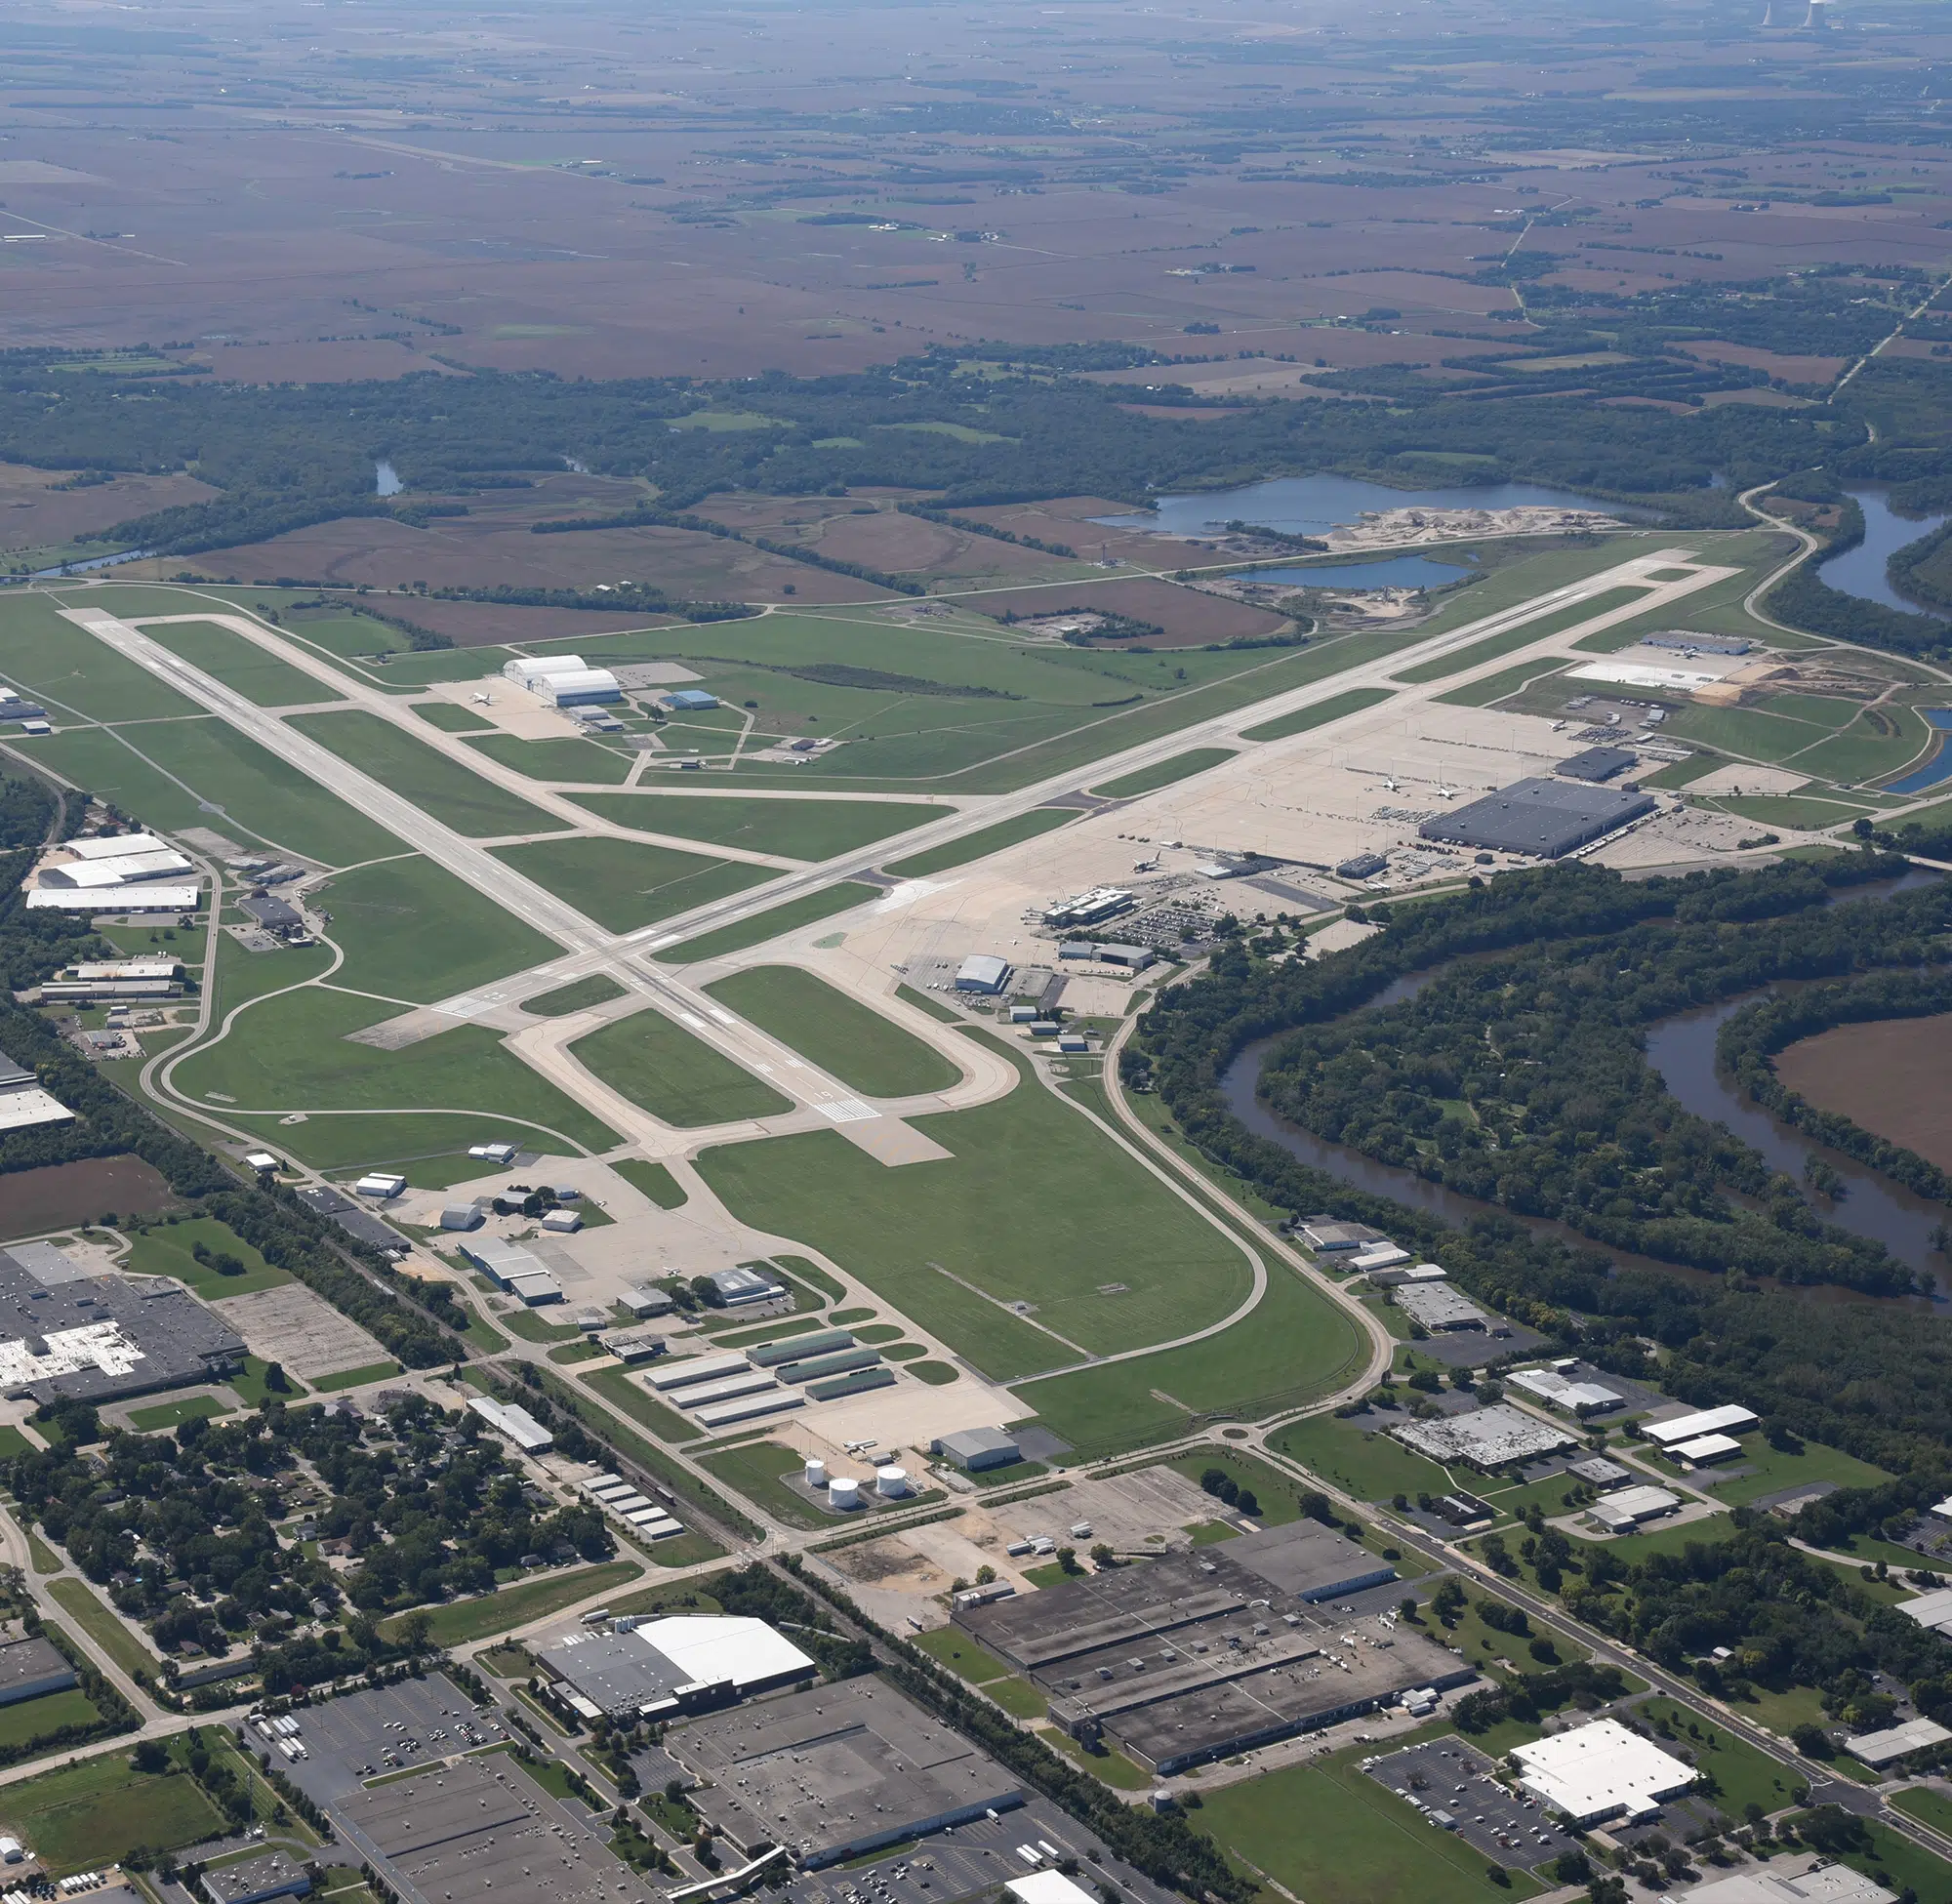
top-left (1090, 472), bottom-right (1646, 543)
top-left (1219, 878), bottom-right (1952, 1294)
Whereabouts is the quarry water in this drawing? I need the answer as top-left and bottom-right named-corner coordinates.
top-left (1090, 473), bottom-right (1639, 543)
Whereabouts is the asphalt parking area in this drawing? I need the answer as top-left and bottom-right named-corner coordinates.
top-left (1364, 1738), bottom-right (1571, 1872)
top-left (271, 1676), bottom-right (507, 1803)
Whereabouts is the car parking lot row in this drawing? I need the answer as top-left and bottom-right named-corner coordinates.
top-left (1364, 1739), bottom-right (1571, 1872)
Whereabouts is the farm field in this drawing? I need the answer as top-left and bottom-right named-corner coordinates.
top-left (572, 1005), bottom-right (795, 1126)
top-left (703, 966), bottom-right (961, 1097)
top-left (1774, 1014), bottom-right (1952, 1173)
top-left (697, 1036), bottom-right (1254, 1377)
top-left (569, 791), bottom-right (954, 860)
top-left (493, 835), bottom-right (775, 933)
top-left (287, 709), bottom-right (557, 836)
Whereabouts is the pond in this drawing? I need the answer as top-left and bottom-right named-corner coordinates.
top-left (375, 460), bottom-right (403, 497)
top-left (1091, 472), bottom-right (1647, 541)
top-left (1882, 709), bottom-right (1952, 797)
top-left (1234, 555), bottom-right (1473, 591)
top-left (1816, 486), bottom-right (1948, 618)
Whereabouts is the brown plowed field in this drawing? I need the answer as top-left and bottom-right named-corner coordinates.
top-left (0, 1155), bottom-right (179, 1238)
top-left (0, 465), bottom-right (218, 559)
top-left (1775, 1014), bottom-right (1952, 1171)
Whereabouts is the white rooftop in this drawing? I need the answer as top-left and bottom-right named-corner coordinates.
top-left (1644, 1404), bottom-right (1757, 1446)
top-left (1846, 1717), bottom-right (1952, 1767)
top-left (1672, 1433), bottom-right (1744, 1463)
top-left (1007, 1877), bottom-right (1099, 1904)
top-left (1685, 1867), bottom-right (1899, 1904)
top-left (0, 1089), bottom-right (73, 1135)
top-left (25, 885), bottom-right (202, 912)
top-left (0, 1319), bottom-right (143, 1392)
top-left (1393, 1403), bottom-right (1575, 1469)
top-left (639, 1614), bottom-right (814, 1691)
top-left (61, 832), bottom-right (174, 861)
top-left (1510, 1718), bottom-right (1695, 1825)
top-left (1899, 1587), bottom-right (1952, 1633)
top-left (1597, 1484), bottom-right (1681, 1520)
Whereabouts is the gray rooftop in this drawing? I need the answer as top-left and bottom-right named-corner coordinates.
top-left (666, 1675), bottom-right (1023, 1869)
top-left (297, 1186), bottom-right (412, 1256)
top-left (1556, 746), bottom-right (1639, 784)
top-left (535, 1628), bottom-right (689, 1718)
top-left (1419, 777), bottom-right (1656, 858)
top-left (0, 1636), bottom-right (77, 1698)
top-left (203, 1852), bottom-right (311, 1904)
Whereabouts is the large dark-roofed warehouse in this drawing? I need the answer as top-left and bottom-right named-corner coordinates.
top-left (1555, 746), bottom-right (1639, 784)
top-left (1419, 778), bottom-right (1655, 858)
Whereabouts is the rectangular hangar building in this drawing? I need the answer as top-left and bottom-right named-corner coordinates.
top-left (954, 1522), bottom-right (1472, 1775)
top-left (1419, 778), bottom-right (1655, 859)
top-left (664, 1675), bottom-right (1024, 1869)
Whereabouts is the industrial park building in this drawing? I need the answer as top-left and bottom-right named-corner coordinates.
top-left (535, 1615), bottom-right (816, 1723)
top-left (1419, 778), bottom-right (1655, 858)
top-left (666, 1675), bottom-right (1023, 1870)
top-left (955, 1522), bottom-right (1471, 1774)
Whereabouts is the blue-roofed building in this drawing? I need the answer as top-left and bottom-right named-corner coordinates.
top-left (664, 689), bottom-right (721, 712)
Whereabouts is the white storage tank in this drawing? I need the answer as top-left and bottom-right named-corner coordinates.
top-left (804, 1458), bottom-right (828, 1489)
top-left (829, 1476), bottom-right (862, 1510)
top-left (876, 1465), bottom-right (911, 1499)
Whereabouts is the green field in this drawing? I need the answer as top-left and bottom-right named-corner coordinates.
top-left (492, 835), bottom-right (774, 933)
top-left (1391, 587), bottom-right (1650, 685)
top-left (573, 1006), bottom-right (794, 1126)
top-left (571, 791), bottom-right (953, 860)
top-left (1240, 687), bottom-right (1396, 743)
top-left (145, 618), bottom-right (339, 709)
top-left (313, 1359), bottom-right (404, 1393)
top-left (523, 974), bottom-right (629, 1017)
top-left (882, 807), bottom-right (1076, 878)
top-left (1014, 1264), bottom-right (1367, 1458)
top-left (0, 1688), bottom-right (103, 1754)
top-left (704, 967), bottom-right (960, 1097)
top-left (612, 1158), bottom-right (688, 1209)
top-left (1700, 794), bottom-right (1873, 829)
top-left (1801, 1814), bottom-right (1952, 1904)
top-left (312, 856), bottom-right (560, 1000)
top-left (1630, 1698), bottom-right (1795, 1813)
top-left (289, 709), bottom-right (557, 836)
top-left (1891, 1788), bottom-right (1952, 1838)
top-left (1193, 1734), bottom-right (1540, 1904)
top-left (171, 987), bottom-right (618, 1157)
top-left (1435, 659), bottom-right (1573, 709)
top-left (1090, 748), bottom-right (1238, 799)
top-left (1270, 1410), bottom-right (1456, 1503)
top-left (416, 701), bottom-right (495, 734)
top-left (912, 1626), bottom-right (1019, 1684)
top-left (1695, 1437), bottom-right (1891, 1508)
top-left (127, 1394), bottom-right (227, 1432)
top-left (25, 718), bottom-right (403, 868)
top-left (466, 733), bottom-right (635, 785)
top-left (0, 592), bottom-right (206, 724)
top-left (383, 1560), bottom-right (644, 1645)
top-left (697, 1441), bottom-right (828, 1528)
top-left (46, 1577), bottom-right (162, 1685)
top-left (699, 1033), bottom-right (1253, 1378)
top-left (653, 881), bottom-right (881, 962)
top-left (125, 1215), bottom-right (291, 1299)
top-left (0, 1748), bottom-right (225, 1876)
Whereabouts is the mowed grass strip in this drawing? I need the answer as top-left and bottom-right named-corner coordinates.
top-left (523, 974), bottom-right (629, 1018)
top-left (46, 1578), bottom-right (162, 1684)
top-left (493, 836), bottom-right (774, 934)
top-left (883, 807), bottom-right (1077, 878)
top-left (572, 792), bottom-right (954, 861)
top-left (0, 1687), bottom-right (103, 1754)
top-left (125, 1215), bottom-right (291, 1299)
top-left (705, 967), bottom-right (960, 1097)
top-left (697, 1031), bottom-right (1251, 1376)
top-left (653, 881), bottom-right (880, 963)
top-left (381, 1560), bottom-right (643, 1646)
top-left (0, 1746), bottom-right (225, 1875)
top-left (1391, 587), bottom-right (1650, 684)
top-left (144, 619), bottom-right (338, 709)
top-left (1192, 1738), bottom-right (1541, 1904)
top-left (1241, 687), bottom-right (1395, 744)
top-left (574, 1005), bottom-right (794, 1126)
top-left (1090, 747), bottom-right (1237, 799)
top-left (288, 709), bottom-right (556, 836)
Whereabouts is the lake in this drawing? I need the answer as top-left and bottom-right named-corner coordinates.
top-left (1090, 472), bottom-right (1637, 541)
top-left (1816, 485), bottom-right (1948, 618)
top-left (1240, 555), bottom-right (1472, 591)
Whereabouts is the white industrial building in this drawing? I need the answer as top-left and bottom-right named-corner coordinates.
top-left (502, 654), bottom-right (621, 705)
top-left (1670, 1432), bottom-right (1744, 1468)
top-left (1587, 1484), bottom-right (1682, 1533)
top-left (1899, 1587), bottom-right (1952, 1638)
top-left (1683, 1865), bottom-right (1897, 1904)
top-left (1393, 1403), bottom-right (1575, 1472)
top-left (1846, 1717), bottom-right (1952, 1768)
top-left (1365, 1261), bottom-right (1447, 1288)
top-left (1508, 1367), bottom-right (1625, 1417)
top-left (1394, 1282), bottom-right (1497, 1333)
top-left (458, 1236), bottom-right (564, 1305)
top-left (38, 847), bottom-right (192, 887)
top-left (1509, 1718), bottom-right (1695, 1826)
top-left (1644, 1404), bottom-right (1758, 1447)
top-left (956, 954), bottom-right (1011, 993)
top-left (0, 1061), bottom-right (72, 1136)
top-left (467, 1395), bottom-right (553, 1453)
top-left (25, 884), bottom-right (201, 913)
top-left (537, 1615), bottom-right (815, 1723)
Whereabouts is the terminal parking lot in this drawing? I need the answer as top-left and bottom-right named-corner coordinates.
top-left (1364, 1739), bottom-right (1572, 1873)
top-left (270, 1677), bottom-right (508, 1803)
top-left (775, 1797), bottom-right (1181, 1904)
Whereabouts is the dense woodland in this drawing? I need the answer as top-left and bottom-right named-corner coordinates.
top-left (1128, 859), bottom-right (1952, 1474)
